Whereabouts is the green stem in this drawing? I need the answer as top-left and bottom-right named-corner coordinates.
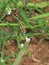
top-left (30, 12), bottom-right (49, 19)
top-left (0, 23), bottom-right (18, 26)
top-left (13, 45), bottom-right (27, 65)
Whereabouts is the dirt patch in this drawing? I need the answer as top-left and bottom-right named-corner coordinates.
top-left (2, 37), bottom-right (49, 65)
top-left (19, 38), bottom-right (49, 65)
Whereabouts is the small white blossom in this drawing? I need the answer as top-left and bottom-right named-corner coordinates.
top-left (7, 10), bottom-right (12, 15)
top-left (26, 37), bottom-right (30, 43)
top-left (6, 7), bottom-right (12, 15)
top-left (20, 43), bottom-right (24, 48)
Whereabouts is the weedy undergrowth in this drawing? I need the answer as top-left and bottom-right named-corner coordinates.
top-left (0, 0), bottom-right (49, 65)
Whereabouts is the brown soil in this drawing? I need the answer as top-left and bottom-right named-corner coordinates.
top-left (19, 37), bottom-right (49, 65)
top-left (4, 37), bottom-right (49, 65)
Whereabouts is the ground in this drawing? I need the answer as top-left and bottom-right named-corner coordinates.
top-left (19, 37), bottom-right (49, 65)
top-left (4, 37), bottom-right (49, 65)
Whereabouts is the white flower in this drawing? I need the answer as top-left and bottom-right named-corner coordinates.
top-left (26, 37), bottom-right (30, 43)
top-left (20, 43), bottom-right (24, 48)
top-left (7, 10), bottom-right (12, 15)
top-left (6, 7), bottom-right (12, 15)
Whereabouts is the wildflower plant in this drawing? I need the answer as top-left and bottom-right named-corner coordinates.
top-left (0, 0), bottom-right (49, 65)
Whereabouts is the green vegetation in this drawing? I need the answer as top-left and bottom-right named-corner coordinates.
top-left (0, 0), bottom-right (49, 65)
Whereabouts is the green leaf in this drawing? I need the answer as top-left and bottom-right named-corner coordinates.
top-left (13, 45), bottom-right (27, 65)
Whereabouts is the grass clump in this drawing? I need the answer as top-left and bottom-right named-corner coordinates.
top-left (0, 0), bottom-right (49, 65)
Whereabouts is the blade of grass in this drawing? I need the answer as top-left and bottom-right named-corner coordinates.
top-left (13, 44), bottom-right (27, 65)
top-left (26, 2), bottom-right (49, 8)
top-left (30, 12), bottom-right (49, 19)
top-left (0, 23), bottom-right (18, 26)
